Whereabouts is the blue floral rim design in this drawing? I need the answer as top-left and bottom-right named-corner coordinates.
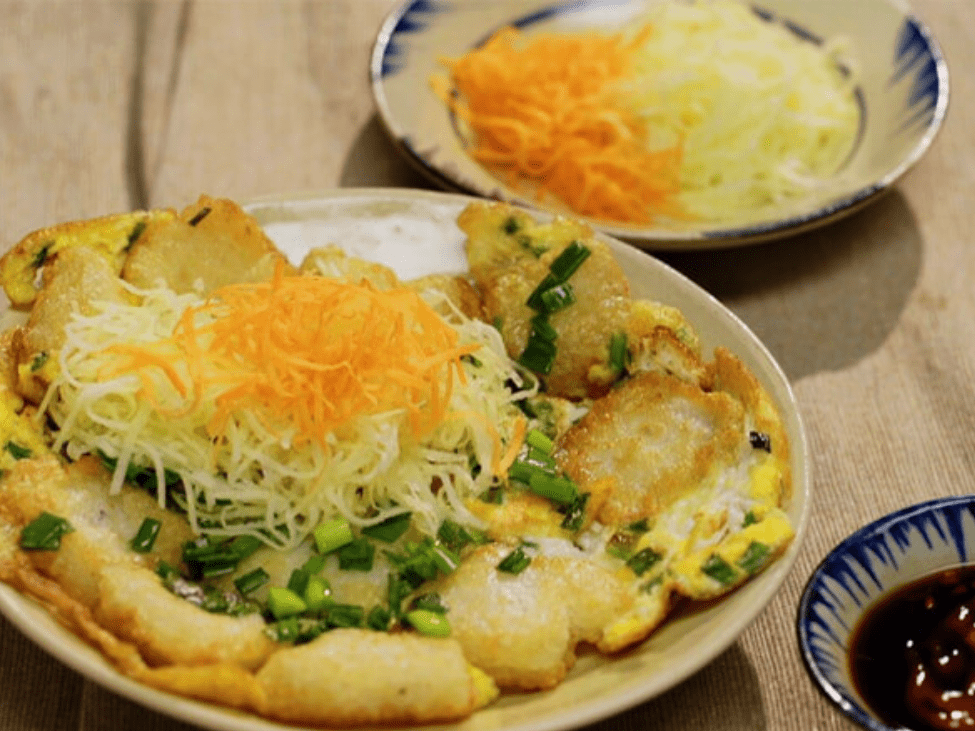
top-left (797, 495), bottom-right (975, 731)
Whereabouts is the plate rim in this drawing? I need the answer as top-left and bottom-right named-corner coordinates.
top-left (0, 187), bottom-right (812, 731)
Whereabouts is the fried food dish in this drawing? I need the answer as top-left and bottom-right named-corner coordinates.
top-left (0, 196), bottom-right (794, 726)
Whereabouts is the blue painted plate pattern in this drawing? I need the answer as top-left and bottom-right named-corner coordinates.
top-left (797, 495), bottom-right (975, 731)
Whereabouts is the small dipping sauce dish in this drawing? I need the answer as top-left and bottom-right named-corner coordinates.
top-left (799, 496), bottom-right (975, 731)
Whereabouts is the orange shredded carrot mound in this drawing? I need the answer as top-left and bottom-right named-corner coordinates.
top-left (439, 25), bottom-right (686, 225)
top-left (101, 269), bottom-right (481, 448)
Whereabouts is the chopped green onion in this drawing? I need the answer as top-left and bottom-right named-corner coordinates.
top-left (337, 537), bottom-right (375, 571)
top-left (626, 548), bottom-right (662, 576)
top-left (302, 553), bottom-right (327, 575)
top-left (526, 428), bottom-right (554, 454)
top-left (228, 534), bottom-right (263, 561)
top-left (20, 512), bottom-right (73, 550)
top-left (234, 567), bottom-right (269, 595)
top-left (497, 546), bottom-right (531, 574)
top-left (361, 512), bottom-right (412, 543)
top-left (387, 573), bottom-right (412, 616)
top-left (156, 561), bottom-right (181, 582)
top-left (267, 587), bottom-right (307, 619)
top-left (502, 216), bottom-right (521, 234)
top-left (437, 519), bottom-right (487, 554)
top-left (530, 314), bottom-right (558, 342)
top-left (548, 241), bottom-right (591, 281)
top-left (742, 510), bottom-right (758, 528)
top-left (303, 575), bottom-right (332, 612)
top-left (430, 544), bottom-right (460, 574)
top-left (287, 568), bottom-right (311, 596)
top-left (130, 517), bottom-right (161, 553)
top-left (538, 282), bottom-right (576, 314)
top-left (126, 219), bottom-right (147, 250)
top-left (528, 472), bottom-right (578, 505)
top-left (367, 605), bottom-right (392, 631)
top-left (525, 447), bottom-right (557, 472)
top-left (560, 491), bottom-right (590, 531)
top-left (409, 592), bottom-right (447, 614)
top-left (405, 608), bottom-right (451, 638)
top-left (314, 518), bottom-right (354, 554)
top-left (29, 352), bottom-right (48, 372)
top-left (266, 616), bottom-right (301, 642)
top-left (737, 542), bottom-right (771, 574)
top-left (609, 332), bottom-right (629, 372)
top-left (31, 241), bottom-right (52, 269)
top-left (702, 554), bottom-right (738, 586)
top-left (526, 272), bottom-right (560, 311)
top-left (4, 441), bottom-right (31, 460)
top-left (518, 334), bottom-right (557, 374)
top-left (627, 518), bottom-right (651, 533)
top-left (324, 603), bottom-right (364, 628)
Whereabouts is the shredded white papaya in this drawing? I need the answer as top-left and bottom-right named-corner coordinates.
top-left (42, 272), bottom-right (532, 548)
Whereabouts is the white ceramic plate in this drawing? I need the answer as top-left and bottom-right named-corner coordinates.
top-left (0, 189), bottom-right (811, 731)
top-left (371, 0), bottom-right (948, 249)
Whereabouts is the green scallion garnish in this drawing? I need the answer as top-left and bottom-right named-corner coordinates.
top-left (609, 332), bottom-right (629, 372)
top-left (528, 472), bottom-right (578, 505)
top-left (548, 241), bottom-right (591, 281)
top-left (267, 587), bottom-right (307, 619)
top-left (234, 567), bottom-right (269, 595)
top-left (702, 554), bottom-right (737, 585)
top-left (4, 441), bottom-right (31, 460)
top-left (361, 512), bottom-right (412, 543)
top-left (20, 512), bottom-right (73, 550)
top-left (737, 542), bottom-right (771, 574)
top-left (518, 334), bottom-right (557, 374)
top-left (130, 517), bottom-right (161, 553)
top-left (337, 537), bottom-right (375, 571)
top-left (497, 546), bottom-right (531, 574)
top-left (313, 518), bottom-right (354, 554)
top-left (626, 547), bottom-right (662, 576)
top-left (405, 608), bottom-right (451, 637)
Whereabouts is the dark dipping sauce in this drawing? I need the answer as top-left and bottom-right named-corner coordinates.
top-left (850, 564), bottom-right (975, 731)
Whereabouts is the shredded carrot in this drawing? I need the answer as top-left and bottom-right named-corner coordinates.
top-left (438, 25), bottom-right (685, 225)
top-left (100, 269), bottom-right (481, 447)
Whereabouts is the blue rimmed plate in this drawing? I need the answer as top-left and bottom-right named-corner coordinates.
top-left (371, 0), bottom-right (949, 249)
top-left (797, 495), bottom-right (975, 731)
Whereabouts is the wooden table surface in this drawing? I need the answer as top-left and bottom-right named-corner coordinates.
top-left (0, 1), bottom-right (972, 729)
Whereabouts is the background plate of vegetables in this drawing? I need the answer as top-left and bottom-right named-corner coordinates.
top-left (371, 0), bottom-right (949, 248)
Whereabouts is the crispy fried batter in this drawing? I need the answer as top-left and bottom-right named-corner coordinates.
top-left (433, 543), bottom-right (634, 690)
top-left (466, 224), bottom-right (631, 398)
top-left (12, 246), bottom-right (133, 403)
top-left (557, 371), bottom-right (748, 525)
top-left (0, 209), bottom-right (174, 307)
top-left (121, 195), bottom-right (295, 293)
top-left (299, 244), bottom-right (400, 289)
top-left (257, 629), bottom-right (495, 725)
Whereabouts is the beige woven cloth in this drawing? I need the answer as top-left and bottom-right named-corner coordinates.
top-left (0, 1), bottom-right (970, 729)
